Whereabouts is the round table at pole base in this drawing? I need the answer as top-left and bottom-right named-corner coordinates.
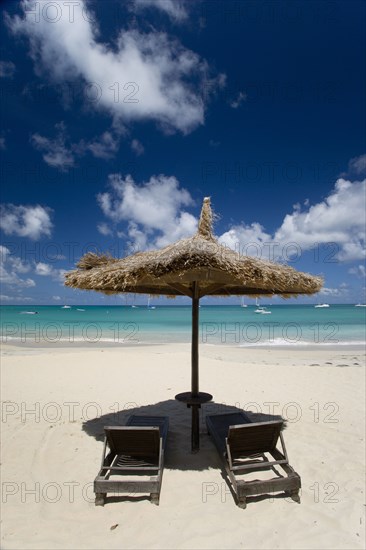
top-left (175, 392), bottom-right (213, 452)
top-left (175, 392), bottom-right (213, 406)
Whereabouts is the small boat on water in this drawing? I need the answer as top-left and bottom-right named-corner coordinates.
top-left (355, 303), bottom-right (366, 307)
top-left (76, 308), bottom-right (85, 311)
top-left (255, 307), bottom-right (272, 314)
top-left (240, 297), bottom-right (247, 308)
top-left (20, 311), bottom-right (38, 315)
top-left (254, 298), bottom-right (271, 314)
top-left (314, 303), bottom-right (330, 308)
top-left (61, 305), bottom-right (71, 309)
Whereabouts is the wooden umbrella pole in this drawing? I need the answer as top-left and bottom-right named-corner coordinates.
top-left (191, 281), bottom-right (199, 396)
top-left (191, 281), bottom-right (200, 451)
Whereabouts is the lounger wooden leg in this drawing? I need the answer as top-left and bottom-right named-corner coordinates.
top-left (289, 489), bottom-right (301, 503)
top-left (237, 497), bottom-right (247, 509)
top-left (95, 493), bottom-right (106, 506)
top-left (151, 493), bottom-right (160, 505)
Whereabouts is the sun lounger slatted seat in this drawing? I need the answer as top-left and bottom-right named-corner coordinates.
top-left (206, 412), bottom-right (301, 508)
top-left (94, 415), bottom-right (169, 506)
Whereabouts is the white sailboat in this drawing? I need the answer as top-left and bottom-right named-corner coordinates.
top-left (240, 297), bottom-right (247, 308)
top-left (314, 303), bottom-right (330, 308)
top-left (61, 305), bottom-right (71, 309)
top-left (131, 295), bottom-right (139, 308)
top-left (355, 303), bottom-right (366, 307)
top-left (147, 296), bottom-right (156, 310)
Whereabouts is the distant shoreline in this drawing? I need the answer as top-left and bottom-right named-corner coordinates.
top-left (2, 341), bottom-right (365, 354)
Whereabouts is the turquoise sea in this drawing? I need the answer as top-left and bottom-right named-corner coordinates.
top-left (0, 304), bottom-right (365, 347)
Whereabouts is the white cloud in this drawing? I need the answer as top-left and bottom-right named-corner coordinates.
top-left (275, 178), bottom-right (365, 261)
top-left (31, 122), bottom-right (75, 171)
top-left (154, 211), bottom-right (198, 248)
top-left (348, 265), bottom-right (366, 278)
top-left (229, 91), bottom-right (247, 109)
top-left (35, 262), bottom-right (53, 276)
top-left (0, 246), bottom-right (35, 288)
top-left (8, 0), bottom-right (224, 135)
top-left (35, 262), bottom-right (66, 283)
top-left (0, 246), bottom-right (11, 263)
top-left (0, 246), bottom-right (30, 274)
top-left (219, 177), bottom-right (366, 263)
top-left (32, 123), bottom-right (123, 168)
top-left (132, 0), bottom-right (189, 21)
top-left (7, 256), bottom-right (31, 274)
top-left (0, 60), bottom-right (15, 78)
top-left (219, 222), bottom-right (273, 258)
top-left (131, 139), bottom-right (144, 156)
top-left (97, 222), bottom-right (113, 236)
top-left (0, 204), bottom-right (53, 240)
top-left (97, 174), bottom-right (197, 249)
top-left (126, 221), bottom-right (149, 251)
top-left (348, 154), bottom-right (366, 176)
top-left (52, 295), bottom-right (61, 301)
top-left (56, 270), bottom-right (67, 284)
top-left (85, 131), bottom-right (120, 160)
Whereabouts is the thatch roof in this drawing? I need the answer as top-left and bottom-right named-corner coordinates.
top-left (64, 197), bottom-right (323, 298)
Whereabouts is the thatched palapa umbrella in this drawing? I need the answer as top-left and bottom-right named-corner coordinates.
top-left (65, 197), bottom-right (322, 451)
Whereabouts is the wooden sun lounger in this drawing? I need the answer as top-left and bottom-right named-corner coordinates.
top-left (206, 412), bottom-right (301, 508)
top-left (94, 415), bottom-right (169, 506)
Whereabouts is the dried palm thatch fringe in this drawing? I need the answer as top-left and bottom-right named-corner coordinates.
top-left (65, 197), bottom-right (323, 298)
top-left (77, 253), bottom-right (117, 270)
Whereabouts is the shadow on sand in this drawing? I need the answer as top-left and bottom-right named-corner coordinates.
top-left (82, 399), bottom-right (285, 472)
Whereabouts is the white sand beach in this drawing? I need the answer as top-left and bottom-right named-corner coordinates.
top-left (1, 343), bottom-right (365, 550)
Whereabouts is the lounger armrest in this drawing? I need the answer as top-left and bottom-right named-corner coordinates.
top-left (158, 438), bottom-right (163, 471)
top-left (100, 436), bottom-right (108, 469)
top-left (225, 438), bottom-right (234, 469)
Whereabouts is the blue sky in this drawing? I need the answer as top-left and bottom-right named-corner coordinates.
top-left (0, 0), bottom-right (365, 305)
